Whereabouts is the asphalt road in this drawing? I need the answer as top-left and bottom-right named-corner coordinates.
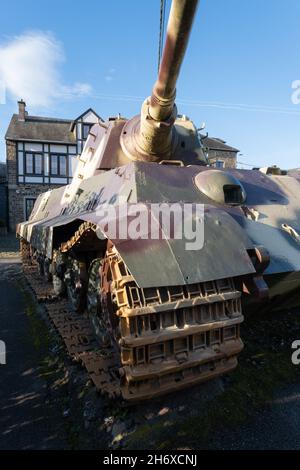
top-left (0, 260), bottom-right (66, 450)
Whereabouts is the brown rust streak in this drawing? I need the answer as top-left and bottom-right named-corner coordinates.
top-left (21, 240), bottom-right (244, 403)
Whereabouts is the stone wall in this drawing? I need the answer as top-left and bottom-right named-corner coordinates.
top-left (6, 140), bottom-right (64, 231)
top-left (8, 184), bottom-right (62, 232)
top-left (6, 140), bottom-right (17, 186)
top-left (6, 140), bottom-right (17, 231)
top-left (0, 184), bottom-right (7, 226)
top-left (206, 150), bottom-right (237, 169)
top-left (0, 162), bottom-right (8, 226)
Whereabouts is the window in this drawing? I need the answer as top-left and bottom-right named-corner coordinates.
top-left (82, 124), bottom-right (92, 139)
top-left (35, 154), bottom-right (42, 174)
top-left (50, 154), bottom-right (68, 176)
top-left (51, 154), bottom-right (58, 175)
top-left (25, 153), bottom-right (43, 175)
top-left (60, 155), bottom-right (67, 175)
top-left (215, 160), bottom-right (225, 169)
top-left (25, 198), bottom-right (36, 220)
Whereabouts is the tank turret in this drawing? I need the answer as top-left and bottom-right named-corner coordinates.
top-left (120, 0), bottom-right (199, 162)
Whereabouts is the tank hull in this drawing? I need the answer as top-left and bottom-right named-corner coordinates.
top-left (17, 162), bottom-right (300, 400)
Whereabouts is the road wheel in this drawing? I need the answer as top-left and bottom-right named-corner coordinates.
top-left (64, 257), bottom-right (87, 312)
top-left (87, 252), bottom-right (120, 347)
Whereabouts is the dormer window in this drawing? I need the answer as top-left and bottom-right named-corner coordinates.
top-left (83, 123), bottom-right (92, 139)
top-left (71, 109), bottom-right (103, 154)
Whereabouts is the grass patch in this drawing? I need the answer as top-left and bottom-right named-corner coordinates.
top-left (19, 281), bottom-right (50, 352)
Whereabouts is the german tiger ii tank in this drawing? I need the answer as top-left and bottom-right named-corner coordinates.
top-left (17, 0), bottom-right (300, 401)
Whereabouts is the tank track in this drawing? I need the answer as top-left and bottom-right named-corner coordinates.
top-left (21, 260), bottom-right (122, 399)
top-left (105, 245), bottom-right (244, 400)
top-left (20, 238), bottom-right (244, 402)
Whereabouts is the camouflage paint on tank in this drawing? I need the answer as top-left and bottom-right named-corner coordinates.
top-left (16, 0), bottom-right (300, 299)
top-left (17, 151), bottom-right (300, 293)
top-left (16, 0), bottom-right (300, 401)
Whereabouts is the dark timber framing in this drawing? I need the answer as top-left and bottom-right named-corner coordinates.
top-left (17, 141), bottom-right (78, 184)
top-left (5, 102), bottom-right (103, 230)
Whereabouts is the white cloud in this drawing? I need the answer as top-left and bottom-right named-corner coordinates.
top-left (60, 82), bottom-right (93, 98)
top-left (0, 31), bottom-right (92, 107)
top-left (104, 68), bottom-right (116, 82)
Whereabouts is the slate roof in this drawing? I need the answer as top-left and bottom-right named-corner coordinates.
top-left (5, 114), bottom-right (76, 144)
top-left (200, 135), bottom-right (239, 153)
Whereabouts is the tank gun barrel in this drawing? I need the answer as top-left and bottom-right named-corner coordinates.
top-left (150, 0), bottom-right (199, 122)
top-left (120, 0), bottom-right (199, 162)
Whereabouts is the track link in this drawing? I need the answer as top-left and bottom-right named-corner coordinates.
top-left (21, 238), bottom-right (244, 402)
top-left (21, 255), bottom-right (122, 400)
top-left (104, 245), bottom-right (243, 401)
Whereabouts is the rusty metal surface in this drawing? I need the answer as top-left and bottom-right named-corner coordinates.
top-left (21, 240), bottom-right (243, 402)
top-left (99, 244), bottom-right (243, 401)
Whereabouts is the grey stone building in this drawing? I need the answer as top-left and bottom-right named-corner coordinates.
top-left (200, 135), bottom-right (239, 169)
top-left (0, 162), bottom-right (8, 228)
top-left (5, 101), bottom-right (102, 231)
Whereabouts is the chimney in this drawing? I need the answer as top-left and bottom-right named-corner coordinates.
top-left (18, 99), bottom-right (26, 121)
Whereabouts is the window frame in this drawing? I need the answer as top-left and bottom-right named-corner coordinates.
top-left (24, 197), bottom-right (37, 220)
top-left (49, 153), bottom-right (68, 177)
top-left (24, 152), bottom-right (43, 175)
top-left (215, 159), bottom-right (225, 169)
top-left (82, 123), bottom-right (92, 140)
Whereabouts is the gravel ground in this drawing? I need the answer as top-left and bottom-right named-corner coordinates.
top-left (1, 236), bottom-right (300, 450)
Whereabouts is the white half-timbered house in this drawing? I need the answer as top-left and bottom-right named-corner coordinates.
top-left (5, 100), bottom-right (102, 230)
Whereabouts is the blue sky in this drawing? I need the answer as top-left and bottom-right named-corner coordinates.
top-left (0, 0), bottom-right (300, 168)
